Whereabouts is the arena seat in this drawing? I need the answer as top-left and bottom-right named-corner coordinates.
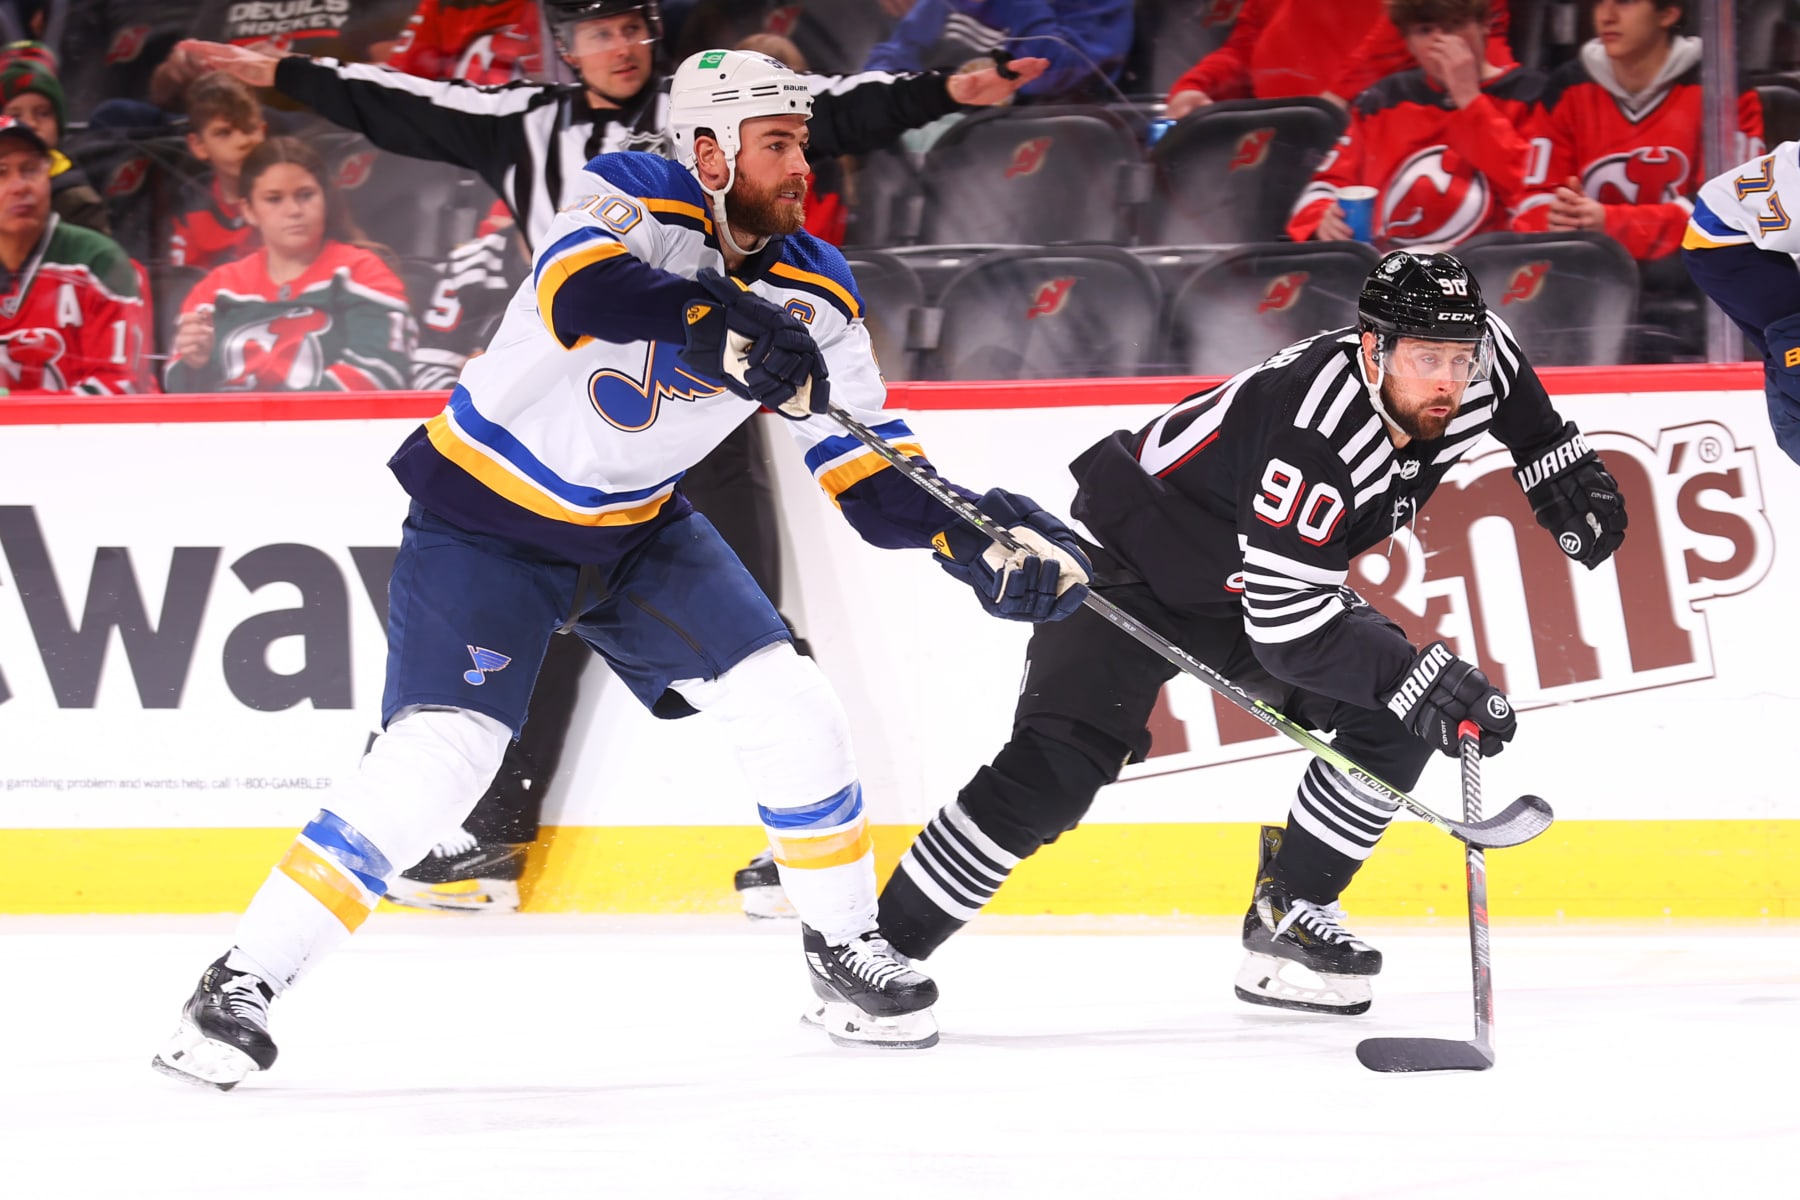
top-left (889, 244), bottom-right (1030, 302)
top-left (843, 250), bottom-right (926, 382)
top-left (917, 246), bottom-right (1163, 380)
top-left (842, 148), bottom-right (920, 248)
top-left (313, 135), bottom-right (490, 263)
top-left (1140, 98), bottom-right (1346, 245)
top-left (915, 107), bottom-right (1150, 245)
top-left (1454, 231), bottom-right (1640, 366)
top-left (1161, 241), bottom-right (1377, 375)
top-left (1753, 78), bottom-right (1800, 148)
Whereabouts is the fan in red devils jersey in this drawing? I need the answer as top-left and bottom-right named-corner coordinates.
top-left (1512, 0), bottom-right (1763, 261)
top-left (863, 251), bottom-right (1628, 1020)
top-left (167, 72), bottom-right (269, 271)
top-left (387, 0), bottom-right (547, 85)
top-left (1288, 0), bottom-right (1542, 248)
top-left (166, 136), bottom-right (413, 393)
top-left (0, 118), bottom-right (152, 395)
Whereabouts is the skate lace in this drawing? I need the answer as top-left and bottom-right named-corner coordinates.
top-left (838, 936), bottom-right (909, 990)
top-left (1273, 899), bottom-right (1357, 945)
top-left (221, 974), bottom-right (271, 1031)
top-left (429, 828), bottom-right (479, 858)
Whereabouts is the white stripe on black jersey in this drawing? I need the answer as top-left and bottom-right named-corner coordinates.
top-left (1069, 315), bottom-right (1564, 710)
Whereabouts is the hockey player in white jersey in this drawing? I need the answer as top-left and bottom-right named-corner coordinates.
top-left (1683, 140), bottom-right (1800, 467)
top-left (151, 48), bottom-right (1091, 1088)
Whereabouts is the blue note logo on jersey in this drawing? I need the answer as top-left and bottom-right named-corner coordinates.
top-left (589, 344), bottom-right (725, 432)
top-left (463, 645), bottom-right (512, 685)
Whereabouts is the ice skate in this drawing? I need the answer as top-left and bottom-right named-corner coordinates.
top-left (801, 924), bottom-right (939, 1049)
top-left (734, 849), bottom-right (795, 920)
top-left (1235, 825), bottom-right (1381, 1015)
top-left (151, 955), bottom-right (278, 1090)
top-left (386, 828), bottom-right (525, 913)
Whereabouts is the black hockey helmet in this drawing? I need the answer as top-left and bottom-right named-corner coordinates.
top-left (545, 0), bottom-right (663, 46)
top-left (1358, 250), bottom-right (1488, 342)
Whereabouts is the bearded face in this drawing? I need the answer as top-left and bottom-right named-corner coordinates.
top-left (725, 166), bottom-right (806, 238)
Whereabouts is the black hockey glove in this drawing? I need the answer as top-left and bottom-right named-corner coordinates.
top-left (678, 268), bottom-right (830, 419)
top-left (1513, 421), bottom-right (1627, 570)
top-left (934, 488), bottom-right (1092, 622)
top-left (1381, 640), bottom-right (1516, 758)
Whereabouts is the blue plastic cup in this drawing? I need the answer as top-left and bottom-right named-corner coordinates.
top-left (1336, 185), bottom-right (1377, 243)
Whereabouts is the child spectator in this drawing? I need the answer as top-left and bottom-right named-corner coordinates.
top-left (1287, 0), bottom-right (1540, 249)
top-left (0, 42), bottom-right (111, 235)
top-left (0, 117), bottom-right (151, 395)
top-left (166, 136), bottom-right (415, 393)
top-left (169, 71), bottom-right (268, 270)
top-left (1512, 0), bottom-right (1762, 261)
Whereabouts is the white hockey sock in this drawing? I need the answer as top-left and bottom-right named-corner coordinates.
top-left (674, 643), bottom-right (876, 943)
top-left (1288, 758), bottom-right (1401, 861)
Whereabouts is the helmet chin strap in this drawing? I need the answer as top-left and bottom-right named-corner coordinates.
top-left (700, 159), bottom-right (769, 259)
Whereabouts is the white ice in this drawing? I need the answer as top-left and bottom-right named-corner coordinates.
top-left (4, 914), bottom-right (1795, 1199)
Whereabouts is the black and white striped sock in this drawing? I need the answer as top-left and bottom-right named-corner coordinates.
top-left (1288, 758), bottom-right (1401, 862)
top-left (881, 799), bottom-right (1020, 960)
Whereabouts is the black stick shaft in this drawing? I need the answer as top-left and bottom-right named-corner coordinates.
top-left (824, 403), bottom-right (1546, 850)
top-left (1457, 721), bottom-right (1495, 1051)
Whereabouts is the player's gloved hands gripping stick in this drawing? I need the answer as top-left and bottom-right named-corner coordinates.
top-left (933, 488), bottom-right (1092, 621)
top-left (679, 268), bottom-right (830, 418)
top-left (1513, 421), bottom-right (1626, 569)
top-left (1382, 640), bottom-right (1516, 758)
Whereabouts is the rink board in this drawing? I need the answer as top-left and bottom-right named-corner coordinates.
top-left (2, 366), bottom-right (1795, 915)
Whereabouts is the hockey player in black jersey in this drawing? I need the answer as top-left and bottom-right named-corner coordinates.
top-left (873, 250), bottom-right (1629, 1015)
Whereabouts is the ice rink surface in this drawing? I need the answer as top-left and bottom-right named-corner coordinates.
top-left (4, 913), bottom-right (1795, 1199)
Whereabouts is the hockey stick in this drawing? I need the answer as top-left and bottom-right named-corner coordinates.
top-left (1356, 721), bottom-right (1497, 1072)
top-left (824, 404), bottom-right (1553, 851)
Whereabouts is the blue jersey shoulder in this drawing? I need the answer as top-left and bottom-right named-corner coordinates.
top-left (769, 231), bottom-right (865, 321)
top-left (586, 152), bottom-right (706, 207)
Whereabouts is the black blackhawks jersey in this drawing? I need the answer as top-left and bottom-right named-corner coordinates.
top-left (1070, 316), bottom-right (1563, 709)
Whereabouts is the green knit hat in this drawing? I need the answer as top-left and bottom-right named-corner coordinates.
top-left (0, 54), bottom-right (64, 137)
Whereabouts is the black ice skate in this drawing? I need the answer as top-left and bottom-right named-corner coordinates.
top-left (1235, 825), bottom-right (1381, 1016)
top-left (387, 829), bottom-right (526, 913)
top-left (734, 849), bottom-right (795, 920)
top-left (802, 924), bottom-right (939, 1049)
top-left (151, 955), bottom-right (278, 1090)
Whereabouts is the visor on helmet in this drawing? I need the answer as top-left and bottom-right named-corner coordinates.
top-left (1374, 331), bottom-right (1495, 384)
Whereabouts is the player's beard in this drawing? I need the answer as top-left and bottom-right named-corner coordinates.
top-left (1381, 388), bottom-right (1457, 442)
top-left (726, 172), bottom-right (806, 238)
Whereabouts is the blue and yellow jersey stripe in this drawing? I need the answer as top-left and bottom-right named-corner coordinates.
top-left (1684, 196), bottom-right (1753, 251)
top-left (768, 261), bottom-right (860, 322)
top-left (534, 227), bottom-right (629, 349)
top-left (426, 386), bottom-right (682, 526)
top-left (802, 420), bottom-right (925, 502)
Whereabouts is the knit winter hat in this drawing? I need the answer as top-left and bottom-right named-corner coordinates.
top-left (0, 55), bottom-right (65, 136)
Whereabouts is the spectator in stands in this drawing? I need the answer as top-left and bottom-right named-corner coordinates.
top-left (166, 136), bottom-right (414, 393)
top-left (168, 71), bottom-right (268, 270)
top-left (386, 0), bottom-right (548, 84)
top-left (0, 43), bottom-right (110, 235)
top-left (1287, 0), bottom-right (1540, 249)
top-left (0, 117), bottom-right (151, 395)
top-left (1164, 0), bottom-right (1512, 118)
top-left (1513, 0), bottom-right (1763, 262)
top-left (864, 0), bottom-right (1131, 102)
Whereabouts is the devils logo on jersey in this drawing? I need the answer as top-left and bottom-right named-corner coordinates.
top-left (220, 307), bottom-right (334, 390)
top-left (0, 327), bottom-right (67, 391)
top-left (1583, 147), bottom-right (1690, 206)
top-left (1382, 147), bottom-right (1491, 246)
top-left (453, 24), bottom-right (539, 85)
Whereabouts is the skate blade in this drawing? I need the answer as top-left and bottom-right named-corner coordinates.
top-left (384, 878), bottom-right (521, 913)
top-left (150, 1019), bottom-right (260, 1091)
top-left (1234, 953), bottom-right (1372, 1016)
top-left (736, 885), bottom-right (796, 920)
top-left (801, 1001), bottom-right (939, 1050)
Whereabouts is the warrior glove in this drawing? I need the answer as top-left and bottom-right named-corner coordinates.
top-left (679, 268), bottom-right (830, 419)
top-left (1381, 640), bottom-right (1516, 758)
top-left (933, 488), bottom-right (1091, 622)
top-left (1513, 421), bottom-right (1627, 570)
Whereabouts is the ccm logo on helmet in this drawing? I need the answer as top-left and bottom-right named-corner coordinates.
top-left (1435, 311), bottom-right (1476, 322)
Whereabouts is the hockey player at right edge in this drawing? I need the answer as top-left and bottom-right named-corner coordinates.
top-left (872, 252), bottom-right (1629, 1015)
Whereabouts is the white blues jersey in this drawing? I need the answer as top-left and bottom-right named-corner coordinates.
top-left (1068, 317), bottom-right (1564, 709)
top-left (388, 152), bottom-right (943, 563)
top-left (1687, 140), bottom-right (1800, 255)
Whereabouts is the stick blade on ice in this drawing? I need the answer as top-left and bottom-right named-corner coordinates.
top-left (1356, 1036), bottom-right (1495, 1073)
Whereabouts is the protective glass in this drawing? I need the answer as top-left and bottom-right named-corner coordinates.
top-left (1377, 333), bottom-right (1494, 383)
